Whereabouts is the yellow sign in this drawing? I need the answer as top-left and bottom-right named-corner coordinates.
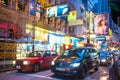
top-left (68, 11), bottom-right (77, 21)
top-left (64, 36), bottom-right (70, 44)
top-left (37, 0), bottom-right (51, 8)
top-left (26, 24), bottom-right (48, 41)
top-left (108, 29), bottom-right (112, 36)
top-left (68, 19), bottom-right (83, 26)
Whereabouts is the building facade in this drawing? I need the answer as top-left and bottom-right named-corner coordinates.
top-left (0, 0), bottom-right (76, 70)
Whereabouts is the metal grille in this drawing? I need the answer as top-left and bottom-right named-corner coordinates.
top-left (16, 60), bottom-right (23, 65)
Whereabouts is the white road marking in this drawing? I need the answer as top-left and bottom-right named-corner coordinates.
top-left (45, 73), bottom-right (54, 76)
top-left (26, 74), bottom-right (53, 79)
top-left (6, 71), bottom-right (53, 80)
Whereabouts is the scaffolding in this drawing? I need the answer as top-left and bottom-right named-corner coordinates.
top-left (0, 2), bottom-right (27, 70)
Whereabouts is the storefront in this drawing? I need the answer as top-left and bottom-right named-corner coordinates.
top-left (70, 37), bottom-right (79, 48)
top-left (16, 24), bottom-right (49, 58)
top-left (48, 33), bottom-right (64, 54)
top-left (63, 36), bottom-right (72, 50)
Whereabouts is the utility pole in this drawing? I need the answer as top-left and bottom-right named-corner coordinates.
top-left (87, 11), bottom-right (90, 44)
top-left (32, 0), bottom-right (36, 52)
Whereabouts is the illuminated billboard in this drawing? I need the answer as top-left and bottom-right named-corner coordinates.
top-left (29, 0), bottom-right (40, 17)
top-left (68, 11), bottom-right (77, 21)
top-left (47, 4), bottom-right (69, 17)
top-left (94, 14), bottom-right (109, 35)
top-left (68, 19), bottom-right (83, 26)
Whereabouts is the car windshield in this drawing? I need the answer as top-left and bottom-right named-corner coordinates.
top-left (27, 51), bottom-right (43, 57)
top-left (60, 48), bottom-right (85, 58)
top-left (99, 52), bottom-right (107, 58)
top-left (113, 50), bottom-right (119, 53)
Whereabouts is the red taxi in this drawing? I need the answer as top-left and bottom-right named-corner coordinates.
top-left (13, 50), bottom-right (58, 72)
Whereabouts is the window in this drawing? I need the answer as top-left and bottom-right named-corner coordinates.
top-left (1, 0), bottom-right (9, 6)
top-left (11, 1), bottom-right (16, 10)
top-left (17, 1), bottom-right (25, 11)
top-left (89, 49), bottom-right (97, 57)
top-left (43, 51), bottom-right (50, 57)
top-left (85, 49), bottom-right (90, 57)
top-left (27, 51), bottom-right (42, 57)
top-left (51, 51), bottom-right (57, 56)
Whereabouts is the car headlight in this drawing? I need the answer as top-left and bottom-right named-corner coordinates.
top-left (23, 61), bottom-right (30, 65)
top-left (12, 61), bottom-right (16, 65)
top-left (101, 59), bottom-right (106, 62)
top-left (70, 63), bottom-right (80, 67)
top-left (51, 61), bottom-right (55, 65)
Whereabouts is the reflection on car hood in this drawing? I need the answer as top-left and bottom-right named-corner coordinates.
top-left (56, 56), bottom-right (82, 63)
top-left (98, 57), bottom-right (106, 60)
top-left (17, 57), bottom-right (42, 61)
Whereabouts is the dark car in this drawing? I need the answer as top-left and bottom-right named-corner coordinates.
top-left (112, 50), bottom-right (120, 65)
top-left (112, 50), bottom-right (120, 78)
top-left (51, 48), bottom-right (98, 78)
top-left (13, 50), bottom-right (58, 72)
top-left (114, 56), bottom-right (120, 79)
top-left (98, 51), bottom-right (111, 66)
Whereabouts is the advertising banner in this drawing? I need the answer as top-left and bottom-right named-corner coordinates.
top-left (47, 4), bottom-right (69, 17)
top-left (68, 19), bottom-right (83, 26)
top-left (68, 11), bottom-right (77, 21)
top-left (94, 14), bottom-right (109, 35)
top-left (29, 0), bottom-right (40, 17)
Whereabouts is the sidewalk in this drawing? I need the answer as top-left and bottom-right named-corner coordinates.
top-left (0, 65), bottom-right (13, 72)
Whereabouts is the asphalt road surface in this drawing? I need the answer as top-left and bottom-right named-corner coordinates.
top-left (0, 65), bottom-right (112, 80)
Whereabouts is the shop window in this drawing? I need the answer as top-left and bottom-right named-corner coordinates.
top-left (1, 0), bottom-right (9, 6)
top-left (11, 1), bottom-right (16, 10)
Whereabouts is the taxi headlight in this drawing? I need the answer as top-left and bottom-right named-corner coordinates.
top-left (51, 61), bottom-right (55, 65)
top-left (12, 61), bottom-right (16, 65)
top-left (23, 61), bottom-right (30, 65)
top-left (101, 59), bottom-right (106, 62)
top-left (70, 63), bottom-right (80, 67)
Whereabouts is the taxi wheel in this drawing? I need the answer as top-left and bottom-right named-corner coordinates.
top-left (33, 63), bottom-right (40, 72)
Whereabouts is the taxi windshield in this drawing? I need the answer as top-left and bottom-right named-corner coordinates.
top-left (61, 49), bottom-right (85, 58)
top-left (27, 51), bottom-right (43, 57)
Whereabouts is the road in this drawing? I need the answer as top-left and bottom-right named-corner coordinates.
top-left (0, 65), bottom-right (112, 80)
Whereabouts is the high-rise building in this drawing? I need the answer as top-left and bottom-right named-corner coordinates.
top-left (97, 0), bottom-right (109, 14)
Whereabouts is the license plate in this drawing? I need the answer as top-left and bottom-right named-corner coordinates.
top-left (56, 68), bottom-right (65, 71)
top-left (16, 65), bottom-right (21, 69)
